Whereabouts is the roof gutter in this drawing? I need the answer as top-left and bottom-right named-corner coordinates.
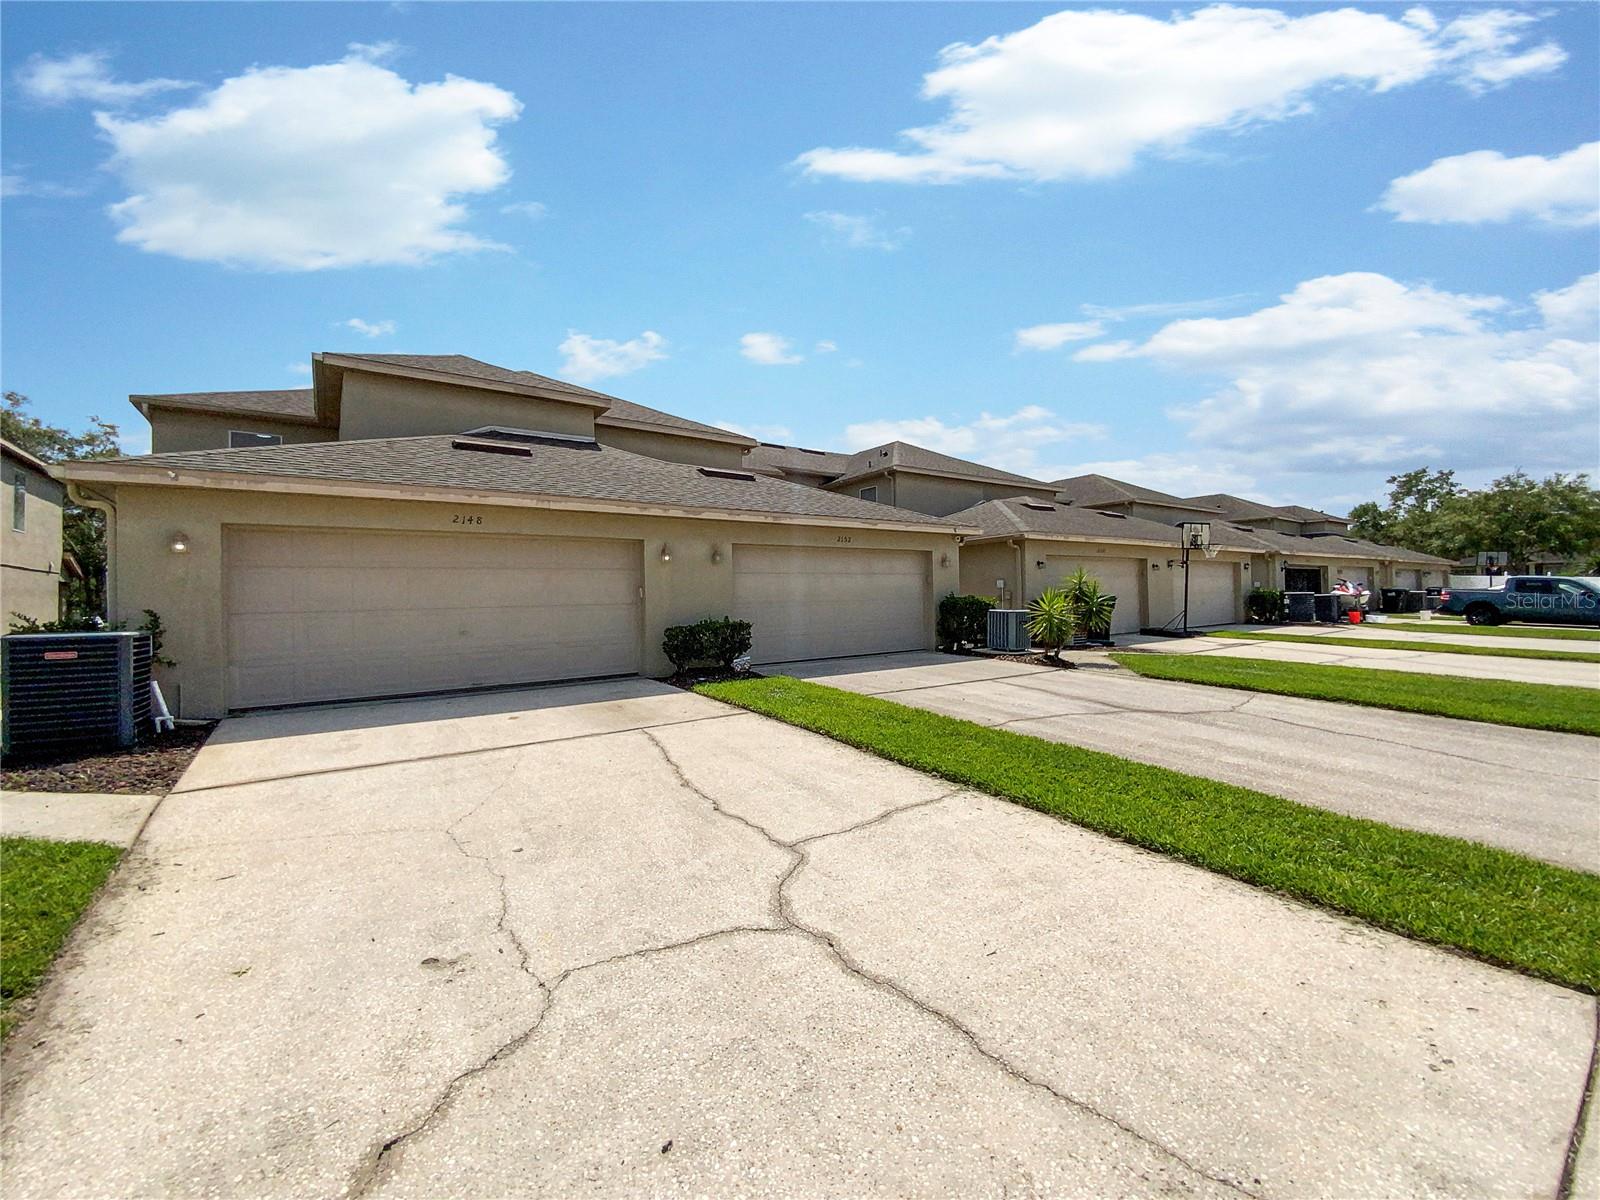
top-left (55, 461), bottom-right (981, 538)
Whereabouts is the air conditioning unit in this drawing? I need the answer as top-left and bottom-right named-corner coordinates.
top-left (986, 609), bottom-right (1030, 653)
top-left (2, 632), bottom-right (153, 756)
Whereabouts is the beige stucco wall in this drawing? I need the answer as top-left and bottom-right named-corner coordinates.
top-left (956, 540), bottom-right (1020, 607)
top-left (2, 456), bottom-right (66, 623)
top-left (885, 474), bottom-right (1054, 518)
top-left (1110, 502), bottom-right (1217, 527)
top-left (105, 483), bottom-right (961, 717)
top-left (338, 372), bottom-right (598, 441)
top-left (149, 409), bottom-right (336, 454)
top-left (593, 425), bottom-right (747, 469)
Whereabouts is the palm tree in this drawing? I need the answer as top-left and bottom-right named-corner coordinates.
top-left (1027, 587), bottom-right (1076, 661)
top-left (1063, 568), bottom-right (1117, 643)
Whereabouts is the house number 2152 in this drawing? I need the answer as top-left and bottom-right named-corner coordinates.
top-left (835, 535), bottom-right (853, 543)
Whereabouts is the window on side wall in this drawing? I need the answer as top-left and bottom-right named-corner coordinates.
top-left (11, 473), bottom-right (24, 532)
top-left (858, 486), bottom-right (878, 503)
top-left (228, 430), bottom-right (283, 449)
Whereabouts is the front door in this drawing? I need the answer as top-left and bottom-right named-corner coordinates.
top-left (1284, 566), bottom-right (1322, 593)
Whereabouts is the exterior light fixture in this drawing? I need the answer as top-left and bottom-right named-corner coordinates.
top-left (711, 546), bottom-right (722, 565)
top-left (169, 532), bottom-right (191, 554)
top-left (939, 552), bottom-right (950, 568)
top-left (660, 544), bottom-right (671, 563)
top-left (1035, 560), bottom-right (1046, 570)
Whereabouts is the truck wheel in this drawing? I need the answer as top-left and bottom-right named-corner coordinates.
top-left (1464, 603), bottom-right (1500, 626)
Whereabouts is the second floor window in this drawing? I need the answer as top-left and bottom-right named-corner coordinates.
top-left (859, 486), bottom-right (878, 503)
top-left (11, 473), bottom-right (24, 532)
top-left (229, 430), bottom-right (284, 449)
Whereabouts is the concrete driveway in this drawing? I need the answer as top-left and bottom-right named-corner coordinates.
top-left (782, 652), bottom-right (1600, 873)
top-left (1205, 621), bottom-right (1600, 656)
top-left (2, 676), bottom-right (1594, 1199)
top-left (1124, 631), bottom-right (1600, 689)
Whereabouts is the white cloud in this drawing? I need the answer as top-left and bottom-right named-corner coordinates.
top-left (1378, 141), bottom-right (1599, 227)
top-left (841, 405), bottom-right (1107, 480)
top-left (803, 210), bottom-right (909, 250)
top-left (1014, 321), bottom-right (1104, 352)
top-left (1080, 294), bottom-right (1253, 322)
top-left (15, 51), bottom-right (194, 106)
top-left (814, 340), bottom-right (838, 354)
top-left (500, 200), bottom-right (548, 220)
top-left (287, 362), bottom-right (313, 377)
top-left (1072, 340), bottom-right (1136, 363)
top-left (0, 174), bottom-right (85, 199)
top-left (740, 332), bottom-right (804, 366)
top-left (94, 50), bottom-right (521, 270)
top-left (797, 6), bottom-right (1566, 184)
top-left (1078, 271), bottom-right (1599, 475)
top-left (342, 317), bottom-right (396, 338)
top-left (557, 330), bottom-right (667, 384)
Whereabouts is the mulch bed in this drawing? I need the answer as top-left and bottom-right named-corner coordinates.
top-left (988, 652), bottom-right (1078, 669)
top-left (0, 723), bottom-right (217, 796)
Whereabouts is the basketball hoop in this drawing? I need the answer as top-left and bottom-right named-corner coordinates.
top-left (1201, 543), bottom-right (1221, 559)
top-left (1179, 521), bottom-right (1213, 552)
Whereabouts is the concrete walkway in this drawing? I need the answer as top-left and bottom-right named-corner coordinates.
top-left (1207, 621), bottom-right (1600, 656)
top-left (1, 676), bottom-right (1594, 1199)
top-left (0, 791), bottom-right (159, 847)
top-left (1123, 631), bottom-right (1600, 689)
top-left (782, 652), bottom-right (1600, 872)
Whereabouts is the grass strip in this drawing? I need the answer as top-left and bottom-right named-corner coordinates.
top-left (1, 836), bottom-right (121, 1037)
top-left (1112, 652), bottom-right (1600, 737)
top-left (696, 676), bottom-right (1600, 991)
top-left (1375, 621), bottom-right (1600, 643)
top-left (1204, 629), bottom-right (1600, 664)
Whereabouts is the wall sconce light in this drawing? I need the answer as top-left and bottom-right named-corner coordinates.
top-left (711, 546), bottom-right (722, 565)
top-left (660, 544), bottom-right (671, 563)
top-left (169, 532), bottom-right (191, 554)
top-left (1150, 562), bottom-right (1159, 570)
top-left (939, 552), bottom-right (950, 568)
top-left (1035, 560), bottom-right (1046, 570)
top-left (1166, 560), bottom-right (1175, 570)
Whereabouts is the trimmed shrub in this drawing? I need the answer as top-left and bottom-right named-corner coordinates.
top-left (663, 616), bottom-right (754, 671)
top-left (937, 593), bottom-right (996, 650)
top-left (1245, 588), bottom-right (1286, 624)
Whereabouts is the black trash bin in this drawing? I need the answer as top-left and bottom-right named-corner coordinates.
top-left (1379, 587), bottom-right (1407, 613)
top-left (1312, 593), bottom-right (1337, 623)
top-left (1285, 591), bottom-right (1315, 622)
top-left (1424, 587), bottom-right (1443, 611)
top-left (1405, 590), bottom-right (1425, 612)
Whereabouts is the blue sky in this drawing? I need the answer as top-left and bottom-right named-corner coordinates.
top-left (2, 2), bottom-right (1596, 512)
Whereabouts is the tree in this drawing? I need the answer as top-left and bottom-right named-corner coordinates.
top-left (1346, 468), bottom-right (1461, 555)
top-left (1347, 465), bottom-right (1600, 570)
top-left (1437, 471), bottom-right (1600, 570)
top-left (2, 391), bottom-right (123, 619)
top-left (1026, 587), bottom-right (1076, 662)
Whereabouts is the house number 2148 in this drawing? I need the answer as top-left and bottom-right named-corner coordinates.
top-left (451, 514), bottom-right (483, 526)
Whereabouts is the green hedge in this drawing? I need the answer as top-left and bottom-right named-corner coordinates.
top-left (662, 616), bottom-right (753, 671)
top-left (936, 593), bottom-right (996, 650)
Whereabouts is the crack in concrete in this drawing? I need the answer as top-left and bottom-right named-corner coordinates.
top-left (1557, 1001), bottom-right (1600, 1200)
top-left (642, 730), bottom-right (1259, 1199)
top-left (350, 720), bottom-right (1256, 1199)
top-left (440, 760), bottom-right (542, 983)
top-left (171, 710), bottom-right (742, 797)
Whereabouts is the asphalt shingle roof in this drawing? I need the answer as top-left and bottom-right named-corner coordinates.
top-left (833, 442), bottom-right (1052, 489)
top-left (744, 443), bottom-right (855, 478)
top-left (329, 354), bottom-right (620, 404)
top-left (1051, 474), bottom-right (1222, 511)
top-left (594, 397), bottom-right (753, 443)
top-left (99, 435), bottom-right (958, 526)
top-left (130, 389), bottom-right (319, 422)
top-left (951, 498), bottom-right (1193, 546)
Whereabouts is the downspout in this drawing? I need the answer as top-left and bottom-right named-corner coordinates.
top-left (67, 482), bottom-right (116, 619)
top-left (1008, 539), bottom-right (1023, 609)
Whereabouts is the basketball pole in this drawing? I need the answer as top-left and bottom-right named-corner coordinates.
top-left (1181, 538), bottom-right (1191, 636)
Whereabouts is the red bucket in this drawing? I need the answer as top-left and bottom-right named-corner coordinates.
top-left (1347, 609), bottom-right (1363, 624)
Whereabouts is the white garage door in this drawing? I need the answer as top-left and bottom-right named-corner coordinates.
top-left (1042, 556), bottom-right (1143, 634)
top-left (1394, 569), bottom-right (1421, 589)
top-left (1185, 560), bottom-right (1238, 627)
top-left (734, 544), bottom-right (927, 663)
top-left (225, 527), bottom-right (641, 708)
top-left (1337, 566), bottom-right (1373, 591)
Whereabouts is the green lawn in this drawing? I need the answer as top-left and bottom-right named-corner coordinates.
top-left (695, 676), bottom-right (1600, 992)
top-left (1376, 621), bottom-right (1600, 642)
top-left (1205, 629), bottom-right (1600, 664)
top-left (1113, 652), bottom-right (1600, 736)
top-left (1, 837), bottom-right (121, 1036)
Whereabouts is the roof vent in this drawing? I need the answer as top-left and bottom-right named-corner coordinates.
top-left (462, 426), bottom-right (599, 448)
top-left (1094, 510), bottom-right (1128, 519)
top-left (698, 467), bottom-right (757, 481)
top-left (452, 437), bottom-right (532, 457)
top-left (1020, 502), bottom-right (1056, 511)
top-left (800, 448), bottom-right (827, 456)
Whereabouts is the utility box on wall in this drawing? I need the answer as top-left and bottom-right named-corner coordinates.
top-left (1, 631), bottom-right (153, 755)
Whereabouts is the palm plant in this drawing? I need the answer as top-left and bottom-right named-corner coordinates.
top-left (1063, 568), bottom-right (1117, 643)
top-left (1027, 587), bottom-right (1076, 661)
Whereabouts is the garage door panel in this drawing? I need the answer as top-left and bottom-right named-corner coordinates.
top-left (1185, 561), bottom-right (1237, 627)
top-left (735, 545), bottom-right (927, 664)
top-left (225, 528), bottom-right (642, 708)
top-left (1042, 557), bottom-right (1144, 634)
